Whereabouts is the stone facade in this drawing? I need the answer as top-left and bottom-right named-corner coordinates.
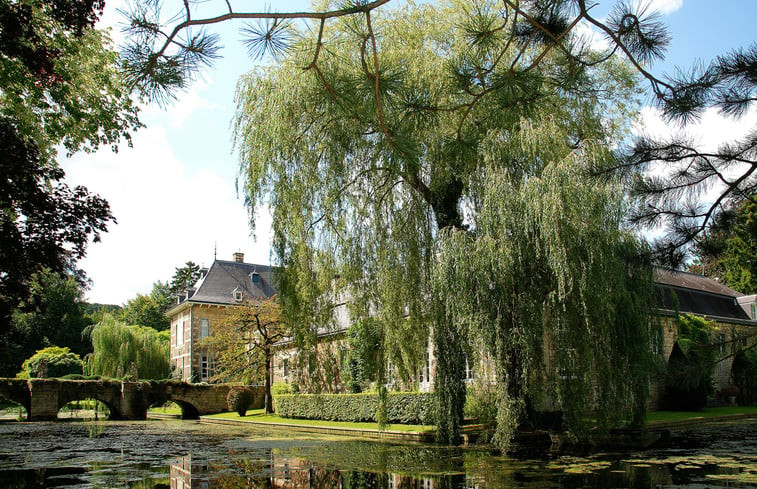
top-left (170, 303), bottom-right (233, 382)
top-left (166, 253), bottom-right (276, 382)
top-left (650, 314), bottom-right (757, 409)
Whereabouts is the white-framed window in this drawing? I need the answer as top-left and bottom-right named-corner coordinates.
top-left (419, 352), bottom-right (430, 387)
top-left (464, 357), bottom-right (475, 383)
top-left (751, 303), bottom-right (756, 319)
top-left (177, 317), bottom-right (185, 345)
top-left (201, 355), bottom-right (215, 382)
top-left (200, 318), bottom-right (210, 339)
top-left (283, 359), bottom-right (289, 378)
top-left (233, 288), bottom-right (243, 302)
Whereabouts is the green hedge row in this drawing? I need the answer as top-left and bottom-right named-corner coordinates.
top-left (275, 392), bottom-right (433, 424)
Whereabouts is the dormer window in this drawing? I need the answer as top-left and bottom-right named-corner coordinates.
top-left (251, 272), bottom-right (260, 284)
top-left (233, 288), bottom-right (243, 302)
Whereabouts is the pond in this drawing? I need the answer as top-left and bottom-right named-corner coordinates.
top-left (0, 419), bottom-right (755, 488)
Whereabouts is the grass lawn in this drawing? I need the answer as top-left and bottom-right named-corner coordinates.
top-left (647, 406), bottom-right (757, 425)
top-left (205, 409), bottom-right (435, 433)
top-left (147, 402), bottom-right (183, 415)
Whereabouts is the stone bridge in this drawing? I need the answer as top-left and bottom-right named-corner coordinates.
top-left (0, 379), bottom-right (254, 421)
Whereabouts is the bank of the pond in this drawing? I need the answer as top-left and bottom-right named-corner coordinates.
top-left (197, 409), bottom-right (437, 442)
top-left (147, 406), bottom-right (757, 446)
top-left (647, 406), bottom-right (757, 429)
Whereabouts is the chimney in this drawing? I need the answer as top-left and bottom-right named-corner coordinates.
top-left (233, 252), bottom-right (244, 263)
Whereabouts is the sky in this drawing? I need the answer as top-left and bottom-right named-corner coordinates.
top-left (61, 0), bottom-right (757, 305)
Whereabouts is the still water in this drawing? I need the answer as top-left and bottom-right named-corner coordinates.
top-left (0, 419), bottom-right (755, 489)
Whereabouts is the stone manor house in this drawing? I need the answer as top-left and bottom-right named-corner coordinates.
top-left (168, 254), bottom-right (757, 407)
top-left (167, 252), bottom-right (275, 382)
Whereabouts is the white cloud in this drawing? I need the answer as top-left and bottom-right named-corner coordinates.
top-left (634, 105), bottom-right (757, 230)
top-left (61, 127), bottom-right (272, 305)
top-left (573, 22), bottom-right (612, 52)
top-left (638, 0), bottom-right (684, 16)
top-left (139, 75), bottom-right (225, 128)
top-left (636, 105), bottom-right (757, 153)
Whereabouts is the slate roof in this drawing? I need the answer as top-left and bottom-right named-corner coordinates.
top-left (654, 268), bottom-right (751, 322)
top-left (167, 259), bottom-right (276, 313)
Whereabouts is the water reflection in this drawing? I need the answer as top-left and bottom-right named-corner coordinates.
top-left (0, 420), bottom-right (754, 488)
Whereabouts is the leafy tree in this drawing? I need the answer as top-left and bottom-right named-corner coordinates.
top-left (18, 346), bottom-right (84, 379)
top-left (342, 319), bottom-right (383, 393)
top-left (688, 198), bottom-right (757, 294)
top-left (232, 1), bottom-right (654, 447)
top-left (118, 282), bottom-right (172, 331)
top-left (1, 0), bottom-right (140, 160)
top-left (122, 0), bottom-right (756, 262)
top-left (168, 261), bottom-right (203, 296)
top-left (0, 118), bottom-right (113, 337)
top-left (0, 0), bottom-right (140, 357)
top-left (85, 303), bottom-right (121, 325)
top-left (199, 298), bottom-right (288, 413)
top-left (86, 314), bottom-right (171, 380)
top-left (1, 269), bottom-right (92, 376)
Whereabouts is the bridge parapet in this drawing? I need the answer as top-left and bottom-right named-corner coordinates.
top-left (0, 379), bottom-right (238, 421)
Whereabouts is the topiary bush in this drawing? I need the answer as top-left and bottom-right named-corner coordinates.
top-left (227, 387), bottom-right (255, 416)
top-left (18, 347), bottom-right (84, 379)
top-left (275, 392), bottom-right (432, 424)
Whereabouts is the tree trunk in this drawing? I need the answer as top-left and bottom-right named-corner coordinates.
top-left (264, 346), bottom-right (274, 414)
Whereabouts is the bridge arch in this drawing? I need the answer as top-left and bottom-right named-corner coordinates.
top-left (56, 380), bottom-right (123, 419)
top-left (0, 380), bottom-right (31, 420)
top-left (155, 399), bottom-right (200, 419)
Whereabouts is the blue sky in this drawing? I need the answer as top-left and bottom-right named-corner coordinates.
top-left (62, 0), bottom-right (757, 304)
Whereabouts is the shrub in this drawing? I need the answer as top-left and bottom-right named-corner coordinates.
top-left (275, 392), bottom-right (432, 424)
top-left (227, 387), bottom-right (255, 416)
top-left (18, 347), bottom-right (84, 379)
top-left (464, 381), bottom-right (498, 442)
top-left (271, 382), bottom-right (294, 396)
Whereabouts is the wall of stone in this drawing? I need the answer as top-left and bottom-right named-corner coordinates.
top-left (650, 315), bottom-right (757, 409)
top-left (170, 304), bottom-right (236, 382)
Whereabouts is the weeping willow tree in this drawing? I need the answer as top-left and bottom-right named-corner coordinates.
top-left (235, 0), bottom-right (655, 446)
top-left (86, 314), bottom-right (171, 380)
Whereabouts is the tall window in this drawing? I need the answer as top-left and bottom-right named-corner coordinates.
top-left (419, 353), bottom-right (430, 386)
top-left (177, 317), bottom-right (185, 345)
top-left (464, 357), bottom-right (475, 383)
top-left (200, 318), bottom-right (210, 339)
top-left (201, 355), bottom-right (215, 382)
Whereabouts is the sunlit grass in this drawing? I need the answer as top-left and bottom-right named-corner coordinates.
top-left (147, 402), bottom-right (182, 415)
top-left (647, 406), bottom-right (757, 424)
top-left (205, 409), bottom-right (435, 433)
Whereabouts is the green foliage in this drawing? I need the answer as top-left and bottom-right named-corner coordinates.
top-left (271, 382), bottom-right (295, 395)
top-left (463, 381), bottom-right (499, 443)
top-left (732, 348), bottom-right (757, 405)
top-left (2, 269), bottom-right (93, 376)
top-left (235, 0), bottom-right (647, 447)
top-left (690, 199), bottom-right (757, 294)
top-left (227, 387), bottom-right (258, 416)
top-left (18, 346), bottom-right (83, 379)
top-left (0, 8), bottom-right (140, 162)
top-left (275, 392), bottom-right (432, 425)
top-left (85, 314), bottom-right (170, 380)
top-left (169, 262), bottom-right (203, 296)
top-left (0, 0), bottom-right (138, 378)
top-left (342, 319), bottom-right (383, 393)
top-left (118, 282), bottom-right (171, 331)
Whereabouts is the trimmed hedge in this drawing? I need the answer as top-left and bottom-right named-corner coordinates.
top-left (275, 392), bottom-right (432, 425)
